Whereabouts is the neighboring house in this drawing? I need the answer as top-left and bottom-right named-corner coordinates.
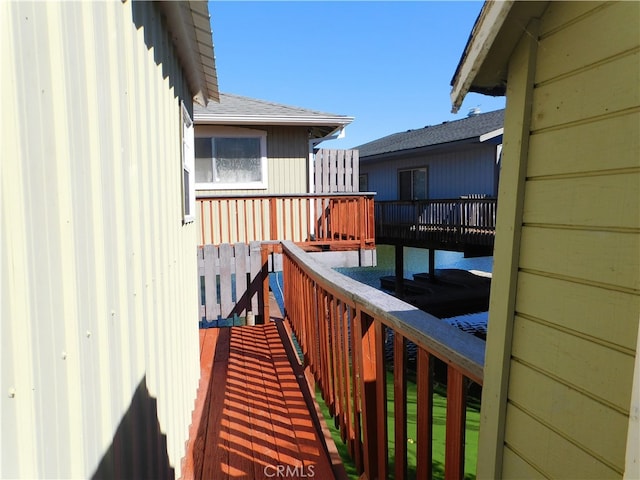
top-left (451, 1), bottom-right (639, 478)
top-left (2, 2), bottom-right (218, 479)
top-left (192, 94), bottom-right (376, 267)
top-left (193, 93), bottom-right (354, 196)
top-left (357, 109), bottom-right (504, 201)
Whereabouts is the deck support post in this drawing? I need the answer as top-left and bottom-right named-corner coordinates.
top-left (395, 245), bottom-right (404, 298)
top-left (429, 248), bottom-right (436, 281)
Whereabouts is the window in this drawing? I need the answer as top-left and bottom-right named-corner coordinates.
top-left (195, 129), bottom-right (267, 190)
top-left (359, 174), bottom-right (368, 192)
top-left (181, 103), bottom-right (195, 223)
top-left (398, 167), bottom-right (428, 200)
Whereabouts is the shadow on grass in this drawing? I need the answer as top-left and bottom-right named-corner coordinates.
top-left (315, 369), bottom-right (481, 480)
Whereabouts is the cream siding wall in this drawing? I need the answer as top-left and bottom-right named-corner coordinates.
top-left (480, 2), bottom-right (640, 478)
top-left (195, 125), bottom-right (309, 196)
top-left (1, 2), bottom-right (200, 478)
top-left (360, 143), bottom-right (498, 201)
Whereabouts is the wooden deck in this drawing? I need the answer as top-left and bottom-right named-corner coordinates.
top-left (375, 198), bottom-right (496, 255)
top-left (181, 304), bottom-right (341, 479)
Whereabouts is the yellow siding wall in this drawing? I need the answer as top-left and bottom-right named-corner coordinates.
top-left (484, 2), bottom-right (639, 478)
top-left (196, 125), bottom-right (310, 196)
top-left (1, 2), bottom-right (200, 478)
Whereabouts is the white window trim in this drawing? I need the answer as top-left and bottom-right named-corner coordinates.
top-left (182, 103), bottom-right (196, 223)
top-left (195, 126), bottom-right (268, 191)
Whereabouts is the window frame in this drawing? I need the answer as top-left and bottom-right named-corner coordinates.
top-left (398, 167), bottom-right (428, 200)
top-left (359, 173), bottom-right (369, 192)
top-left (195, 126), bottom-right (268, 191)
top-left (181, 102), bottom-right (195, 224)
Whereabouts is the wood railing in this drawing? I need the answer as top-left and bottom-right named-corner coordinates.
top-left (281, 241), bottom-right (485, 480)
top-left (196, 193), bottom-right (375, 248)
top-left (375, 198), bottom-right (497, 248)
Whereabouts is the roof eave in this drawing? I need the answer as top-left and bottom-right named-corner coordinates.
top-left (194, 115), bottom-right (354, 127)
top-left (360, 137), bottom-right (481, 164)
top-left (450, 1), bottom-right (548, 113)
top-left (480, 127), bottom-right (504, 143)
top-left (450, 1), bottom-right (515, 114)
top-left (158, 1), bottom-right (220, 106)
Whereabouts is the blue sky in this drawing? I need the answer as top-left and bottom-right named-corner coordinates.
top-left (209, 1), bottom-right (505, 149)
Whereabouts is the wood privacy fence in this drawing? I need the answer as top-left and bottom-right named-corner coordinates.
top-left (196, 193), bottom-right (375, 248)
top-left (281, 240), bottom-right (485, 480)
top-left (197, 242), bottom-right (271, 324)
top-left (314, 149), bottom-right (359, 193)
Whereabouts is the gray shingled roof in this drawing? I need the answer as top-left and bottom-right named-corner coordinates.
top-left (357, 109), bottom-right (504, 158)
top-left (194, 93), bottom-right (353, 139)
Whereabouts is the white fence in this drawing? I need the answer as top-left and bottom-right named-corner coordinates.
top-left (314, 149), bottom-right (359, 193)
top-left (197, 242), bottom-right (266, 324)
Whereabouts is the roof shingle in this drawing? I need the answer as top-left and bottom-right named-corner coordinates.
top-left (194, 93), bottom-right (353, 124)
top-left (357, 109), bottom-right (504, 158)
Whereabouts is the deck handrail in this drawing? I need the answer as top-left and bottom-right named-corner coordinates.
top-left (375, 198), bottom-right (497, 249)
top-left (281, 240), bottom-right (485, 480)
top-left (196, 193), bottom-right (376, 247)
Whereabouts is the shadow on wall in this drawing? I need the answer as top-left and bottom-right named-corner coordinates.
top-left (91, 376), bottom-right (174, 480)
top-left (131, 0), bottom-right (187, 107)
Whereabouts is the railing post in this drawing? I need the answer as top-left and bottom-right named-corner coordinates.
top-left (260, 243), bottom-right (270, 324)
top-left (368, 196), bottom-right (375, 241)
top-left (358, 196), bottom-right (366, 248)
top-left (354, 309), bottom-right (380, 480)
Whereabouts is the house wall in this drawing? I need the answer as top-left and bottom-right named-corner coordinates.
top-left (195, 125), bottom-right (309, 196)
top-left (480, 2), bottom-right (639, 478)
top-left (359, 143), bottom-right (498, 201)
top-left (1, 2), bottom-right (200, 479)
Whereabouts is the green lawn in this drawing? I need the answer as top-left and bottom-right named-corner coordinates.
top-left (316, 371), bottom-right (480, 480)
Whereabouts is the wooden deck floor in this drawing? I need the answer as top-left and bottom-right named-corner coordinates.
top-left (181, 314), bottom-right (339, 479)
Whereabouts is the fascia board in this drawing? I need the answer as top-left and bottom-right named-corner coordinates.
top-left (480, 128), bottom-right (504, 142)
top-left (194, 115), bottom-right (354, 127)
top-left (450, 1), bottom-right (514, 113)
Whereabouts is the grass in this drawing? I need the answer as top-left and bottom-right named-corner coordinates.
top-left (316, 370), bottom-right (481, 480)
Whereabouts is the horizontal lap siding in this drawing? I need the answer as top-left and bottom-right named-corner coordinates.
top-left (1, 2), bottom-right (199, 478)
top-left (503, 2), bottom-right (640, 477)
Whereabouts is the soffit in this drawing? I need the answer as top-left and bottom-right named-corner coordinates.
top-left (158, 1), bottom-right (220, 106)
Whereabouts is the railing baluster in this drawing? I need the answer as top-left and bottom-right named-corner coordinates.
top-left (416, 349), bottom-right (434, 480)
top-left (375, 321), bottom-right (389, 479)
top-left (349, 305), bottom-right (363, 472)
top-left (394, 332), bottom-right (408, 480)
top-left (243, 199), bottom-right (249, 243)
top-left (357, 310), bottom-right (379, 479)
top-left (335, 301), bottom-right (348, 443)
top-left (445, 368), bottom-right (467, 480)
top-left (318, 288), bottom-right (330, 398)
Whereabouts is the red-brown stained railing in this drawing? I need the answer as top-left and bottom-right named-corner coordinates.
top-left (281, 240), bottom-right (484, 480)
top-left (197, 193), bottom-right (375, 247)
